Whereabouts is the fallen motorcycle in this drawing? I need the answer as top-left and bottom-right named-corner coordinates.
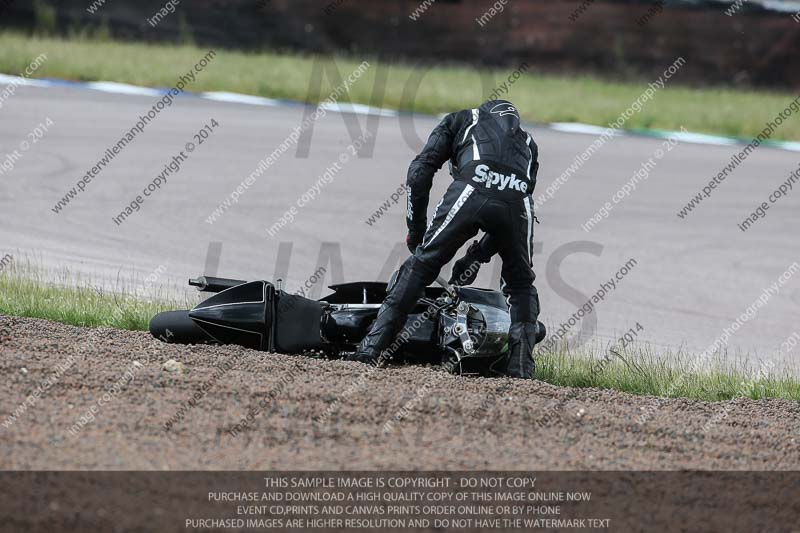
top-left (149, 275), bottom-right (545, 376)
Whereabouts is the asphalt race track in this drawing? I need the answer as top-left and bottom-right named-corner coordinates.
top-left (1, 84), bottom-right (799, 370)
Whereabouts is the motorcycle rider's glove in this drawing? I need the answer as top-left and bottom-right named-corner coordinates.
top-left (406, 229), bottom-right (424, 254)
top-left (449, 239), bottom-right (494, 286)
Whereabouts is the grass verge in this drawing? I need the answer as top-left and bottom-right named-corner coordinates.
top-left (537, 345), bottom-right (800, 402)
top-left (0, 263), bottom-right (191, 331)
top-left (1, 265), bottom-right (798, 402)
top-left (1, 32), bottom-right (799, 141)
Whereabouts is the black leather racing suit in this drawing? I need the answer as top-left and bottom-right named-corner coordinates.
top-left (351, 100), bottom-right (541, 378)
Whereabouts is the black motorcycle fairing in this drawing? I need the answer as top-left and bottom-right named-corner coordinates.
top-left (321, 281), bottom-right (448, 304)
top-left (274, 292), bottom-right (325, 353)
top-left (321, 303), bottom-right (442, 357)
top-left (455, 286), bottom-right (508, 310)
top-left (149, 309), bottom-right (214, 345)
top-left (188, 281), bottom-right (273, 350)
top-left (149, 274), bottom-right (535, 376)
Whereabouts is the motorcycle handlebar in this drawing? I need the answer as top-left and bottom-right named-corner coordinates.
top-left (435, 276), bottom-right (458, 300)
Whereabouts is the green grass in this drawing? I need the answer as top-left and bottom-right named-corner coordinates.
top-left (2, 32), bottom-right (800, 141)
top-left (0, 262), bottom-right (192, 331)
top-left (1, 263), bottom-right (798, 402)
top-left (537, 344), bottom-right (800, 402)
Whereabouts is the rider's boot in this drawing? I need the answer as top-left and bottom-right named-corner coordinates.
top-left (347, 304), bottom-right (408, 365)
top-left (505, 322), bottom-right (538, 379)
top-left (347, 260), bottom-right (428, 365)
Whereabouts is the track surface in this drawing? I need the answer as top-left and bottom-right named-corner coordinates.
top-left (1, 84), bottom-right (799, 367)
top-left (1, 315), bottom-right (798, 470)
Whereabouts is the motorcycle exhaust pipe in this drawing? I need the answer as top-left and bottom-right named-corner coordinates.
top-left (188, 275), bottom-right (247, 293)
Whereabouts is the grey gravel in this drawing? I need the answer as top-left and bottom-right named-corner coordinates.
top-left (0, 315), bottom-right (798, 470)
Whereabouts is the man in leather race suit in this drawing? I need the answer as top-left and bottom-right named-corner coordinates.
top-left (347, 99), bottom-right (542, 379)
